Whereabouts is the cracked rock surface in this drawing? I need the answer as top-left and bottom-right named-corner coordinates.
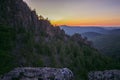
top-left (88, 70), bottom-right (120, 80)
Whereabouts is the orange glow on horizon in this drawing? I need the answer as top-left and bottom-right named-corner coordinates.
top-left (51, 18), bottom-right (120, 27)
top-left (24, 0), bottom-right (120, 27)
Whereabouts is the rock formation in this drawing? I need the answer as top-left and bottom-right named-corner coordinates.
top-left (88, 70), bottom-right (120, 80)
top-left (0, 67), bottom-right (73, 80)
top-left (0, 0), bottom-right (38, 31)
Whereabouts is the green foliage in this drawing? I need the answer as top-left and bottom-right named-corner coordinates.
top-left (0, 24), bottom-right (119, 80)
top-left (92, 34), bottom-right (120, 61)
top-left (0, 24), bottom-right (16, 74)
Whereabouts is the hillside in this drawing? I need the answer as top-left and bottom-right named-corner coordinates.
top-left (0, 0), bottom-right (120, 80)
top-left (61, 26), bottom-right (120, 61)
top-left (108, 29), bottom-right (120, 34)
top-left (81, 32), bottom-right (103, 40)
top-left (80, 29), bottom-right (120, 60)
top-left (92, 33), bottom-right (120, 60)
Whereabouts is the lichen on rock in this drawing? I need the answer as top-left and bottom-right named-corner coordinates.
top-left (0, 67), bottom-right (74, 80)
top-left (88, 70), bottom-right (120, 80)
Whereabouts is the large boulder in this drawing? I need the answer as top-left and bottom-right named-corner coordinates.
top-left (88, 70), bottom-right (120, 80)
top-left (0, 67), bottom-right (73, 80)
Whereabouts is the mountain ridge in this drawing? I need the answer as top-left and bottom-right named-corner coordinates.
top-left (0, 0), bottom-right (120, 80)
top-left (60, 26), bottom-right (108, 35)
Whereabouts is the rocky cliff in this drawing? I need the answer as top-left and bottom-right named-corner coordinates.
top-left (0, 0), bottom-right (39, 31)
top-left (0, 67), bottom-right (73, 80)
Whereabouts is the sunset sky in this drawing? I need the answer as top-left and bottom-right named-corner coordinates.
top-left (23, 0), bottom-right (120, 26)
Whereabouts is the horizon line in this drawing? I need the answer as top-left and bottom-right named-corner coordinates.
top-left (58, 25), bottom-right (120, 27)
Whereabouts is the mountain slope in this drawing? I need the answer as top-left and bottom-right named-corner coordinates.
top-left (0, 0), bottom-right (120, 80)
top-left (81, 29), bottom-right (120, 60)
top-left (61, 26), bottom-right (120, 60)
top-left (92, 33), bottom-right (120, 60)
top-left (81, 32), bottom-right (103, 40)
top-left (108, 29), bottom-right (120, 34)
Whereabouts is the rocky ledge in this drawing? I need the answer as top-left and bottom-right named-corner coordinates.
top-left (88, 70), bottom-right (120, 80)
top-left (0, 67), bottom-right (73, 80)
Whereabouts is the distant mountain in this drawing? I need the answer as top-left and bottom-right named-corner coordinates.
top-left (108, 29), bottom-right (120, 34)
top-left (81, 32), bottom-right (103, 40)
top-left (60, 26), bottom-right (108, 35)
top-left (61, 26), bottom-right (120, 60)
top-left (92, 33), bottom-right (120, 60)
top-left (104, 27), bottom-right (120, 30)
top-left (93, 29), bottom-right (120, 58)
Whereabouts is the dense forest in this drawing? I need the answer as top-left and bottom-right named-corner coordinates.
top-left (0, 0), bottom-right (120, 80)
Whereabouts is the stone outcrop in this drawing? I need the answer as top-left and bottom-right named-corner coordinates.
top-left (88, 70), bottom-right (120, 80)
top-left (0, 0), bottom-right (67, 42)
top-left (0, 0), bottom-right (39, 31)
top-left (0, 67), bottom-right (73, 80)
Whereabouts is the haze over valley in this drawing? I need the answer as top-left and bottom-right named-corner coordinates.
top-left (61, 26), bottom-right (120, 60)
